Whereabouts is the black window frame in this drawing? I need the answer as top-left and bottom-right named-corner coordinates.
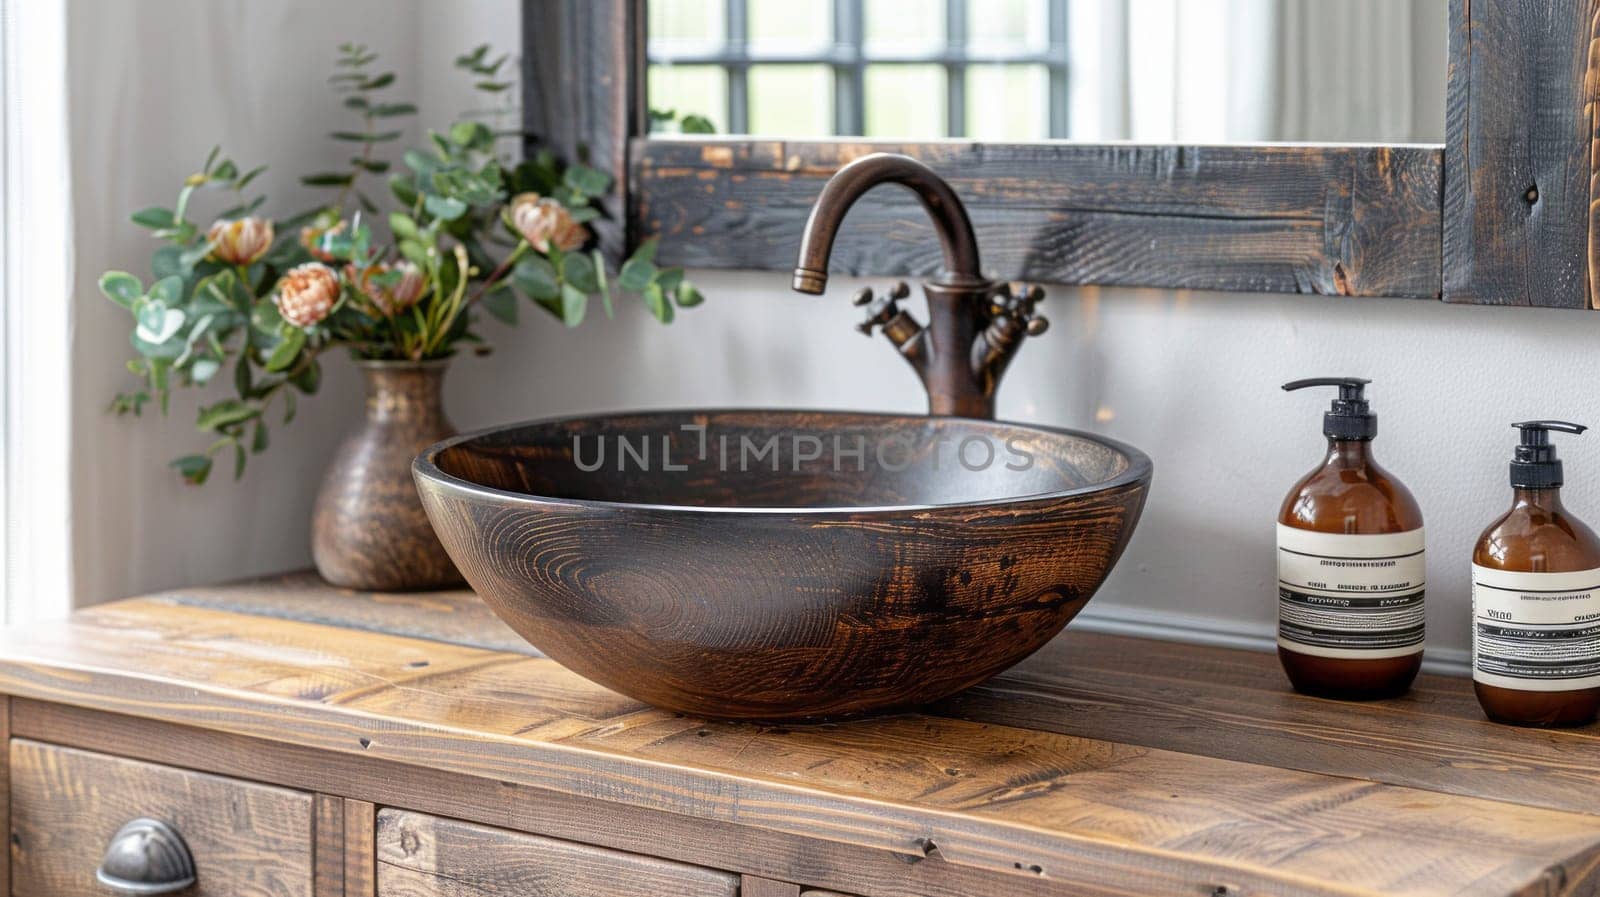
top-left (645, 0), bottom-right (1071, 139)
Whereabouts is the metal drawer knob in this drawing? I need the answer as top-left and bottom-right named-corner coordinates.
top-left (96, 818), bottom-right (196, 894)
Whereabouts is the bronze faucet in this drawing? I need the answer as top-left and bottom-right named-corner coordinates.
top-left (791, 153), bottom-right (1047, 419)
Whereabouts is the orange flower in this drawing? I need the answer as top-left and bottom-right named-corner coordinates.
top-left (298, 219), bottom-right (347, 263)
top-left (207, 216), bottom-right (274, 265)
top-left (346, 261), bottom-right (426, 316)
top-left (277, 263), bottom-right (339, 328)
top-left (509, 192), bottom-right (587, 253)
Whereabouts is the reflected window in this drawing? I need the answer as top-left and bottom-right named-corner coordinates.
top-left (647, 0), bottom-right (1068, 139)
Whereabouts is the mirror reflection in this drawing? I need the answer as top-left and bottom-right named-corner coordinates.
top-left (647, 0), bottom-right (1446, 143)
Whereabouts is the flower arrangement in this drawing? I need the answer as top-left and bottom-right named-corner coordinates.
top-left (101, 43), bottom-right (701, 484)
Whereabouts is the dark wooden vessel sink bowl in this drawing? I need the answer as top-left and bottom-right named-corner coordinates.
top-left (415, 410), bottom-right (1151, 719)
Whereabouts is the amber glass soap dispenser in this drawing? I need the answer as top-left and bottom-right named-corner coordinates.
top-left (1277, 378), bottom-right (1424, 698)
top-left (1471, 421), bottom-right (1600, 727)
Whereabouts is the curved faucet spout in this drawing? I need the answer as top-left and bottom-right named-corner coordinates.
top-left (791, 153), bottom-right (982, 295)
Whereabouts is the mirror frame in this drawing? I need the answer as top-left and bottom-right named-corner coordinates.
top-left (523, 0), bottom-right (1595, 308)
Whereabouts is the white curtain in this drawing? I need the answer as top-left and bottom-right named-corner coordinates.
top-left (1, 0), bottom-right (75, 622)
top-left (1068, 0), bottom-right (1444, 143)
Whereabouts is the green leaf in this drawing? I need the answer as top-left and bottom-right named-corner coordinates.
top-left (234, 165), bottom-right (267, 189)
top-left (251, 419), bottom-right (269, 453)
top-left (680, 114), bottom-right (716, 134)
top-left (643, 282), bottom-right (674, 323)
top-left (389, 212), bottom-right (420, 240)
top-left (402, 149), bottom-right (437, 174)
top-left (234, 442), bottom-right (248, 480)
top-left (593, 249), bottom-right (613, 320)
top-left (331, 130), bottom-right (403, 143)
top-left (135, 304), bottom-right (186, 344)
top-left (301, 172), bottom-right (355, 187)
top-left (481, 284), bottom-right (518, 325)
top-left (202, 145), bottom-right (221, 174)
top-left (423, 194), bottom-right (468, 221)
top-left (233, 355), bottom-right (254, 397)
top-left (632, 237), bottom-right (659, 265)
top-left (151, 245), bottom-right (185, 279)
top-left (617, 256), bottom-right (656, 292)
top-left (389, 174), bottom-right (420, 206)
top-left (196, 399), bottom-right (260, 431)
top-left (562, 252), bottom-right (599, 293)
top-left (449, 121), bottom-right (491, 147)
top-left (563, 164), bottom-right (612, 197)
top-left (475, 80), bottom-right (513, 92)
top-left (654, 267), bottom-right (685, 293)
top-left (675, 281), bottom-right (705, 308)
top-left (190, 357), bottom-right (221, 384)
top-left (351, 157), bottom-right (391, 173)
top-left (170, 455), bottom-right (212, 485)
top-left (512, 255), bottom-right (560, 300)
top-left (99, 271), bottom-right (143, 308)
top-left (265, 327), bottom-right (306, 371)
top-left (397, 238), bottom-right (430, 267)
top-left (359, 72), bottom-right (396, 90)
top-left (372, 102), bottom-right (417, 117)
top-left (290, 358), bottom-right (322, 394)
top-left (212, 159), bottom-right (238, 181)
top-left (147, 275), bottom-right (184, 307)
top-left (130, 207), bottom-right (175, 229)
top-left (559, 282), bottom-right (587, 327)
top-left (283, 390), bottom-right (297, 424)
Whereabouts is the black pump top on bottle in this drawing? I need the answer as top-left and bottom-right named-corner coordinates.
top-left (1282, 377), bottom-right (1377, 441)
top-left (1509, 420), bottom-right (1587, 489)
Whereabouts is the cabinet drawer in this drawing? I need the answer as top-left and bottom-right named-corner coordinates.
top-left (377, 809), bottom-right (738, 897)
top-left (10, 739), bottom-right (314, 896)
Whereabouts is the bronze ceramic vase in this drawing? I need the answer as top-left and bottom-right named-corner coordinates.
top-left (311, 359), bottom-right (463, 590)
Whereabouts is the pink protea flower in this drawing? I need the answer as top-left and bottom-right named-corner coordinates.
top-left (277, 263), bottom-right (340, 328)
top-left (208, 216), bottom-right (274, 265)
top-left (347, 261), bottom-right (426, 316)
top-left (509, 192), bottom-right (588, 253)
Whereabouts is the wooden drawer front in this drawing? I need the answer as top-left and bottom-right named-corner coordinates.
top-left (10, 739), bottom-right (314, 896)
top-left (377, 809), bottom-right (738, 897)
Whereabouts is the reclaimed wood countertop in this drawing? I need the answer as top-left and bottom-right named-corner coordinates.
top-left (1, 571), bottom-right (1598, 896)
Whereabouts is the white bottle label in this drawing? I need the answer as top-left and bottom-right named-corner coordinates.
top-left (1471, 564), bottom-right (1600, 691)
top-left (1276, 525), bottom-right (1426, 659)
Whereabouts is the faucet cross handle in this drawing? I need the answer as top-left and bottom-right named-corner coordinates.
top-left (852, 281), bottom-right (911, 336)
top-left (990, 282), bottom-right (1049, 336)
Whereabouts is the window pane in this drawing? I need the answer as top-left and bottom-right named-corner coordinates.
top-left (648, 65), bottom-right (729, 133)
top-left (748, 65), bottom-right (834, 136)
top-left (967, 0), bottom-right (1048, 53)
top-left (865, 0), bottom-right (945, 56)
top-left (864, 65), bottom-right (946, 138)
top-left (966, 64), bottom-right (1049, 140)
top-left (749, 0), bottom-right (831, 54)
top-left (649, 0), bottom-right (725, 55)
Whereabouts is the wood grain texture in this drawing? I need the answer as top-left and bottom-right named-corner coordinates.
top-left (522, 0), bottom-right (636, 263)
top-left (0, 697), bottom-right (10, 897)
top-left (376, 809), bottom-right (739, 897)
top-left (345, 799), bottom-right (376, 897)
top-left (14, 702), bottom-right (1081, 897)
top-left (744, 876), bottom-right (803, 897)
top-left (10, 739), bottom-right (314, 896)
top-left (1445, 0), bottom-right (1600, 306)
top-left (634, 139), bottom-right (1443, 299)
top-left (414, 409), bottom-right (1151, 719)
top-left (314, 794), bottom-right (344, 897)
top-left (64, 577), bottom-right (1600, 816)
top-left (6, 600), bottom-right (1600, 895)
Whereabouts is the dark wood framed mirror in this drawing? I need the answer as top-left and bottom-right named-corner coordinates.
top-left (523, 0), bottom-right (1599, 309)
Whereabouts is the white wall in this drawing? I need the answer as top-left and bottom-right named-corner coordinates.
top-left (65, 1), bottom-right (1597, 676)
top-left (66, 0), bottom-right (424, 604)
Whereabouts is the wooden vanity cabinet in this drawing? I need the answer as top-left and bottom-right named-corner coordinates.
top-left (2, 573), bottom-right (1600, 897)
